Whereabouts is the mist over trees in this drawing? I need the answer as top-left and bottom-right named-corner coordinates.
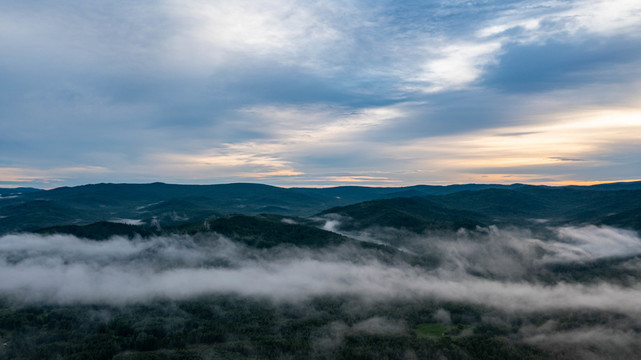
top-left (1, 182), bottom-right (640, 359)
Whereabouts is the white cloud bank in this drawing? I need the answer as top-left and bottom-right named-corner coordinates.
top-left (1, 226), bottom-right (640, 310)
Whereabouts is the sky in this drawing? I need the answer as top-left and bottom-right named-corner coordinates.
top-left (1, 0), bottom-right (640, 188)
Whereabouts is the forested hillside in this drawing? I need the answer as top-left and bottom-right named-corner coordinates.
top-left (1, 181), bottom-right (641, 359)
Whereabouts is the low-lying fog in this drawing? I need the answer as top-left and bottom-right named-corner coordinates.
top-left (1, 224), bottom-right (640, 311)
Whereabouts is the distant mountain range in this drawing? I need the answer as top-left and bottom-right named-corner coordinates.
top-left (2, 181), bottom-right (641, 360)
top-left (0, 181), bottom-right (640, 235)
top-left (0, 187), bottom-right (42, 197)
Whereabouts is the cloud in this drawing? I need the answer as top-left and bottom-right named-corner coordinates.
top-left (109, 219), bottom-right (145, 226)
top-left (476, 0), bottom-right (641, 41)
top-left (1, 1), bottom-right (641, 187)
top-left (4, 248), bottom-right (641, 311)
top-left (325, 223), bottom-right (641, 278)
top-left (1, 226), bottom-right (641, 312)
top-left (483, 37), bottom-right (641, 93)
top-left (413, 41), bottom-right (503, 92)
top-left (522, 326), bottom-right (641, 360)
top-left (549, 157), bottom-right (584, 162)
top-left (433, 308), bottom-right (452, 325)
top-left (560, 0), bottom-right (641, 37)
top-left (390, 106), bottom-right (641, 184)
top-left (162, 0), bottom-right (350, 71)
top-left (0, 166), bottom-right (110, 187)
top-left (557, 225), bottom-right (641, 258)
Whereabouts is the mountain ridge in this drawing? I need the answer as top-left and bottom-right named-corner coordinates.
top-left (1, 180), bottom-right (640, 234)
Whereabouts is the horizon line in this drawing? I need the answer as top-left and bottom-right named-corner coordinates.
top-left (2, 178), bottom-right (641, 191)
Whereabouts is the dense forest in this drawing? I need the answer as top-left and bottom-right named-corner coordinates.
top-left (1, 182), bottom-right (640, 359)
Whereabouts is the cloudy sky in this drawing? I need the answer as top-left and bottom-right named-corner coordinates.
top-left (1, 0), bottom-right (640, 188)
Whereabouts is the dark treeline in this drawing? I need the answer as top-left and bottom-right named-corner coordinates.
top-left (0, 296), bottom-right (555, 360)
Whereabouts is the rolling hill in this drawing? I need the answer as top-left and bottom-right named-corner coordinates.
top-left (1, 181), bottom-right (640, 234)
top-left (318, 196), bottom-right (486, 233)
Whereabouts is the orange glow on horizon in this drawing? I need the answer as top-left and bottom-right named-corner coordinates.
top-left (548, 179), bottom-right (641, 186)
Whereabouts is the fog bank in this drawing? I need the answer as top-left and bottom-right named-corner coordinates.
top-left (2, 228), bottom-right (641, 311)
